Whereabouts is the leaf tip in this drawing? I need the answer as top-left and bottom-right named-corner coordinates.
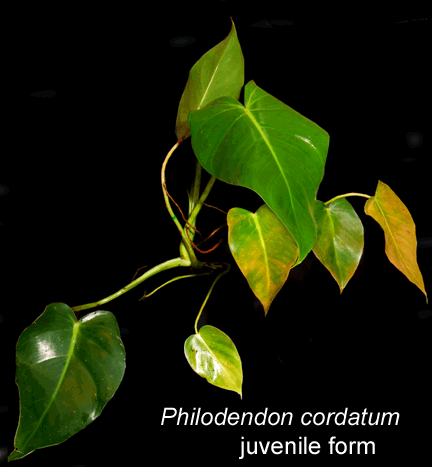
top-left (338, 278), bottom-right (349, 294)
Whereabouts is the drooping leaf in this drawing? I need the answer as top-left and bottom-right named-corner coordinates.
top-left (313, 198), bottom-right (364, 293)
top-left (189, 80), bottom-right (329, 266)
top-left (227, 204), bottom-right (298, 314)
top-left (185, 325), bottom-right (242, 397)
top-left (8, 303), bottom-right (126, 462)
top-left (175, 18), bottom-right (244, 141)
top-left (365, 180), bottom-right (428, 303)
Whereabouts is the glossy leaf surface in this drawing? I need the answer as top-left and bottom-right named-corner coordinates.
top-left (365, 181), bottom-right (428, 303)
top-left (228, 204), bottom-right (298, 314)
top-left (8, 303), bottom-right (126, 461)
top-left (313, 198), bottom-right (364, 293)
top-left (185, 325), bottom-right (242, 397)
top-left (175, 18), bottom-right (244, 141)
top-left (189, 80), bottom-right (329, 266)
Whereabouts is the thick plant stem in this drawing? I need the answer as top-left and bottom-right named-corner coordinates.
top-left (191, 158), bottom-right (202, 212)
top-left (179, 163), bottom-right (217, 258)
top-left (325, 192), bottom-right (371, 206)
top-left (194, 262), bottom-right (231, 334)
top-left (71, 257), bottom-right (191, 312)
top-left (162, 140), bottom-right (198, 266)
top-left (180, 159), bottom-right (202, 259)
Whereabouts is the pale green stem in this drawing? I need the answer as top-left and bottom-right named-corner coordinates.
top-left (140, 271), bottom-right (213, 299)
top-left (185, 175), bottom-right (217, 244)
top-left (180, 158), bottom-right (202, 257)
top-left (71, 257), bottom-right (191, 312)
top-left (324, 192), bottom-right (371, 206)
top-left (162, 140), bottom-right (198, 266)
top-left (191, 159), bottom-right (202, 212)
top-left (194, 262), bottom-right (231, 334)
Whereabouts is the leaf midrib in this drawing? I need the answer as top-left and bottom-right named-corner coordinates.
top-left (253, 213), bottom-right (271, 291)
top-left (243, 106), bottom-right (299, 245)
top-left (197, 35), bottom-right (230, 111)
top-left (375, 198), bottom-right (413, 276)
top-left (19, 322), bottom-right (81, 452)
top-left (327, 209), bottom-right (343, 282)
top-left (197, 332), bottom-right (238, 389)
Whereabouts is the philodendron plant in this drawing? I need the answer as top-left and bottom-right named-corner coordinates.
top-left (9, 18), bottom-right (428, 461)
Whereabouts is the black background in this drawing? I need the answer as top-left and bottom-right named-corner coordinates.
top-left (1, 7), bottom-right (431, 466)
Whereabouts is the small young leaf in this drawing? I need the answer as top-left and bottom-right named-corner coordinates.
top-left (175, 18), bottom-right (244, 141)
top-left (185, 325), bottom-right (242, 397)
top-left (365, 180), bottom-right (428, 303)
top-left (228, 204), bottom-right (298, 314)
top-left (186, 188), bottom-right (194, 215)
top-left (313, 198), bottom-right (364, 293)
top-left (8, 303), bottom-right (126, 461)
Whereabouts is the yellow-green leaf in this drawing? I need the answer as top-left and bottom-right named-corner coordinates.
top-left (185, 325), bottom-right (242, 397)
top-left (313, 198), bottom-right (364, 293)
top-left (365, 180), bottom-right (427, 303)
top-left (227, 204), bottom-right (298, 315)
top-left (175, 18), bottom-right (244, 141)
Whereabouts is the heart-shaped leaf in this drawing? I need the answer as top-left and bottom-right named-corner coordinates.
top-left (8, 303), bottom-right (126, 462)
top-left (189, 80), bottom-right (329, 266)
top-left (175, 18), bottom-right (244, 141)
top-left (365, 180), bottom-right (428, 303)
top-left (312, 198), bottom-right (364, 293)
top-left (185, 325), bottom-right (242, 397)
top-left (228, 204), bottom-right (298, 314)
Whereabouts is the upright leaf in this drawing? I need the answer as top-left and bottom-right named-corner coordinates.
top-left (365, 180), bottom-right (427, 303)
top-left (228, 204), bottom-right (298, 314)
top-left (175, 18), bottom-right (244, 141)
top-left (8, 303), bottom-right (126, 462)
top-left (189, 80), bottom-right (329, 266)
top-left (313, 199), bottom-right (364, 293)
top-left (185, 325), bottom-right (242, 397)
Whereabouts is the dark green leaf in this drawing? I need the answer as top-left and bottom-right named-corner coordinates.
top-left (8, 303), bottom-right (126, 461)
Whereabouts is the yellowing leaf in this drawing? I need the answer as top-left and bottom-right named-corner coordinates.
top-left (365, 180), bottom-right (427, 303)
top-left (227, 204), bottom-right (298, 315)
top-left (313, 198), bottom-right (364, 293)
top-left (185, 325), bottom-right (242, 397)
